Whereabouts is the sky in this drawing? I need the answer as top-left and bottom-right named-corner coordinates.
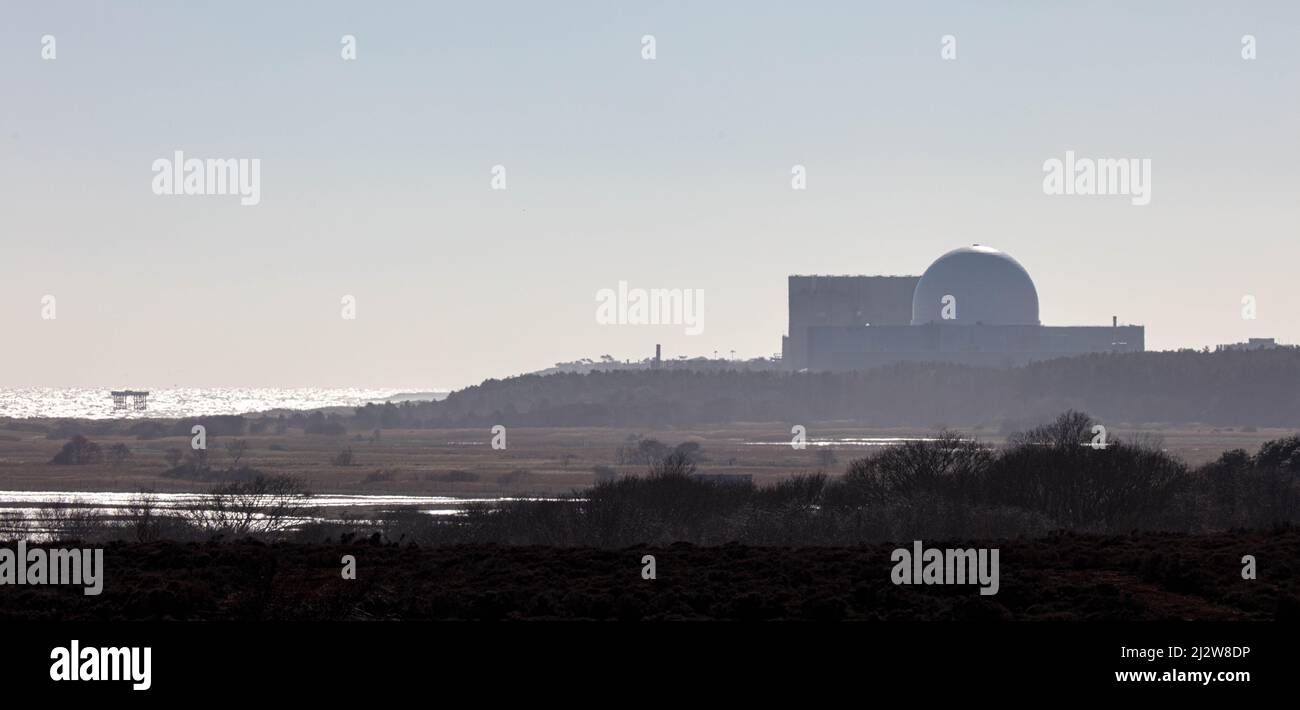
top-left (1, 1), bottom-right (1297, 389)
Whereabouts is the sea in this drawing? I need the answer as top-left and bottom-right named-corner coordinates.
top-left (0, 388), bottom-right (448, 420)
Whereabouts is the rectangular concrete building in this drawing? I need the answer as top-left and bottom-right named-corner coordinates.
top-left (783, 275), bottom-right (919, 370)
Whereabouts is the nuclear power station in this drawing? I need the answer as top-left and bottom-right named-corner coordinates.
top-left (782, 245), bottom-right (1143, 371)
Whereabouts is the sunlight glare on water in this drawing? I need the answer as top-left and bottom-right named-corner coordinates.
top-left (0, 388), bottom-right (446, 419)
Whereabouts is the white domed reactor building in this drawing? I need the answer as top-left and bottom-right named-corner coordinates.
top-left (782, 245), bottom-right (1143, 371)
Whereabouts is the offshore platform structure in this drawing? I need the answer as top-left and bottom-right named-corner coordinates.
top-left (111, 390), bottom-right (150, 411)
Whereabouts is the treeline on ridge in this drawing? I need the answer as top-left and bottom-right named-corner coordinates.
top-left (354, 349), bottom-right (1300, 429)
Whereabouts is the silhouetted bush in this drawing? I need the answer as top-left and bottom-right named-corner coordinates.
top-left (36, 500), bottom-right (101, 540)
top-left (49, 435), bottom-right (102, 465)
top-left (1197, 436), bottom-right (1300, 528)
top-left (185, 474), bottom-right (311, 537)
top-left (105, 443), bottom-right (132, 466)
top-left (125, 492), bottom-right (161, 542)
top-left (984, 412), bottom-right (1188, 532)
top-left (332, 447), bottom-right (355, 467)
top-left (754, 473), bottom-right (827, 509)
top-left (674, 441), bottom-right (705, 464)
top-left (832, 432), bottom-right (991, 509)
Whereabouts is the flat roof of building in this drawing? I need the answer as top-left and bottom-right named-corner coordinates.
top-left (789, 274), bottom-right (919, 279)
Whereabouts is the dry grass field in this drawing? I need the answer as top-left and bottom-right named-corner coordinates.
top-left (0, 419), bottom-right (1289, 496)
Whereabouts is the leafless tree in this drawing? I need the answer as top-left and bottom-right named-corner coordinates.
top-left (187, 475), bottom-right (311, 537)
top-left (1007, 410), bottom-right (1094, 449)
top-left (649, 450), bottom-right (697, 477)
top-left (332, 447), bottom-right (355, 466)
top-left (125, 491), bottom-right (161, 542)
top-left (36, 498), bottom-right (101, 541)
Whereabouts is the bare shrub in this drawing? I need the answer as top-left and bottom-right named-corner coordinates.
top-left (1007, 409), bottom-right (1094, 448)
top-left (125, 491), bottom-right (162, 542)
top-left (649, 450), bottom-right (697, 477)
top-left (36, 500), bottom-right (103, 542)
top-left (616, 436), bottom-right (672, 466)
top-left (835, 432), bottom-right (991, 508)
top-left (186, 475), bottom-right (312, 537)
top-left (332, 447), bottom-right (355, 467)
top-left (105, 443), bottom-right (132, 466)
top-left (49, 435), bottom-right (102, 465)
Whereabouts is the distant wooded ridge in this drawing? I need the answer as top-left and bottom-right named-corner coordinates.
top-left (346, 349), bottom-right (1300, 429)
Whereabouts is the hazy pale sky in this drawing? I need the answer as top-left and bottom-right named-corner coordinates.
top-left (2, 1), bottom-right (1297, 389)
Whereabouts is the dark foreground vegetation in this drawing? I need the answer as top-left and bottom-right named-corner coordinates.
top-left (11, 410), bottom-right (1299, 621)
top-left (4, 529), bottom-right (1297, 621)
